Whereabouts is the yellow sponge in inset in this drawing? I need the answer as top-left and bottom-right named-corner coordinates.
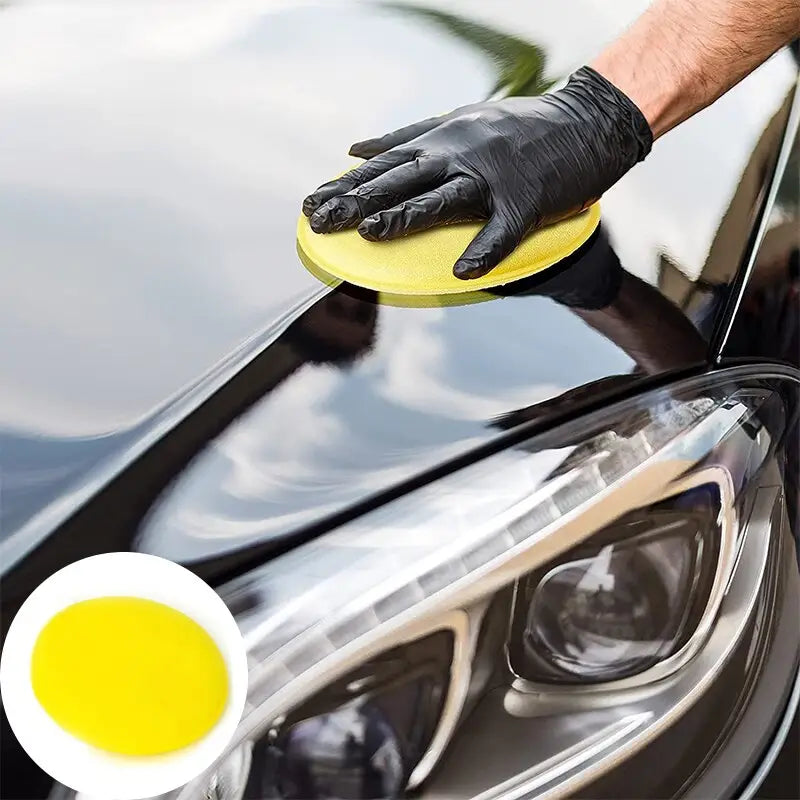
top-left (297, 202), bottom-right (600, 296)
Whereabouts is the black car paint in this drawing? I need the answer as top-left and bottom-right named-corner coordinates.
top-left (0, 2), bottom-right (798, 798)
top-left (1, 1), bottom-right (797, 569)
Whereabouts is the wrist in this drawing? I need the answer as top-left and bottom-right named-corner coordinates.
top-left (568, 66), bottom-right (653, 161)
top-left (590, 54), bottom-right (701, 141)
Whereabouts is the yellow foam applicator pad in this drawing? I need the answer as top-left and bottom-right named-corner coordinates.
top-left (31, 596), bottom-right (229, 756)
top-left (297, 199), bottom-right (600, 296)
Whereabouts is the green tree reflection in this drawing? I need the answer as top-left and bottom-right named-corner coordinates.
top-left (383, 3), bottom-right (556, 97)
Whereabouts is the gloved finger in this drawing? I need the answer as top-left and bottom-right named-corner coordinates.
top-left (357, 175), bottom-right (483, 241)
top-left (309, 157), bottom-right (447, 234)
top-left (452, 211), bottom-right (526, 280)
top-left (349, 115), bottom-right (446, 159)
top-left (302, 149), bottom-right (414, 216)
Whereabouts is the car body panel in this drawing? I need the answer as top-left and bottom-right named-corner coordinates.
top-left (0, 3), bottom-right (798, 799)
top-left (1, 0), bottom-right (796, 570)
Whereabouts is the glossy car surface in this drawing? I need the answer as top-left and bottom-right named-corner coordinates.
top-left (1, 2), bottom-right (798, 798)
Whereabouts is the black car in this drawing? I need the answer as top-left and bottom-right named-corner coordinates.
top-left (1, 2), bottom-right (798, 798)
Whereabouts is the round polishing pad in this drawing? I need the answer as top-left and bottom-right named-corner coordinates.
top-left (297, 202), bottom-right (600, 296)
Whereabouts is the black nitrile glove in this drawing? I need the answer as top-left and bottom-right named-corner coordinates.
top-left (302, 66), bottom-right (652, 280)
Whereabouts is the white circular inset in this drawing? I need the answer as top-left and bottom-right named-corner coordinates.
top-left (0, 553), bottom-right (248, 799)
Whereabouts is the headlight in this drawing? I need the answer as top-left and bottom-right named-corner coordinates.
top-left (510, 481), bottom-right (724, 684)
top-left (258, 630), bottom-right (451, 800)
top-left (56, 372), bottom-right (799, 800)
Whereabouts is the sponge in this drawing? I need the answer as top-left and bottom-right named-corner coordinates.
top-left (297, 202), bottom-right (600, 296)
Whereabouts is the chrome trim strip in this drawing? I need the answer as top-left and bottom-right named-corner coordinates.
top-left (408, 604), bottom-right (487, 788)
top-left (471, 714), bottom-right (652, 800)
top-left (737, 663), bottom-right (800, 800)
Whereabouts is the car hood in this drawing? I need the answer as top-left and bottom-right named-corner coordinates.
top-left (1, 0), bottom-right (796, 573)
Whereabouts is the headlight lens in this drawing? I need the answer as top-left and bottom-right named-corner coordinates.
top-left (511, 483), bottom-right (721, 683)
top-left (80, 373), bottom-right (793, 800)
top-left (272, 704), bottom-right (404, 800)
top-left (253, 631), bottom-right (451, 800)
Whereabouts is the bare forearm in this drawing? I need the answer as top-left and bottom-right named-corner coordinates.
top-left (591, 0), bottom-right (800, 138)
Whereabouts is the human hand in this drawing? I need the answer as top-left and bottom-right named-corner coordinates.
top-left (303, 67), bottom-right (652, 280)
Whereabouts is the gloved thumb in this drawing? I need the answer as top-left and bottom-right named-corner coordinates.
top-left (452, 212), bottom-right (525, 280)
